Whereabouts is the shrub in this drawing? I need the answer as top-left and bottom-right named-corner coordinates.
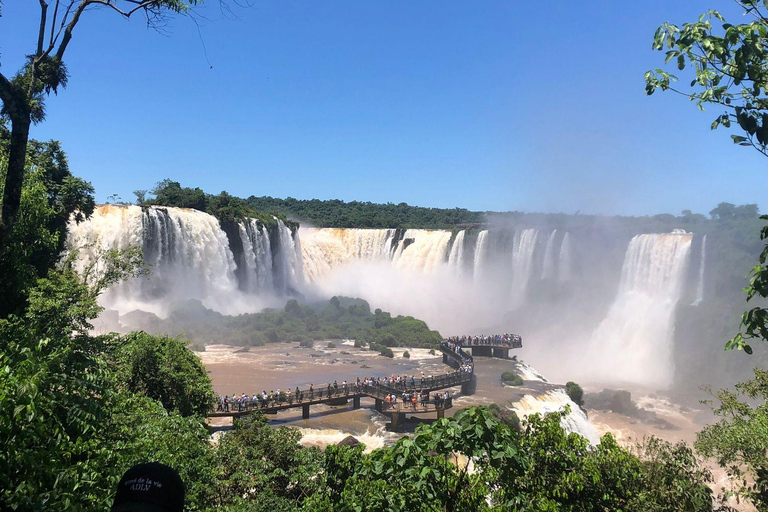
top-left (403, 350), bottom-right (411, 358)
top-left (299, 339), bottom-right (314, 348)
top-left (380, 346), bottom-right (394, 358)
top-left (501, 371), bottom-right (523, 386)
top-left (327, 342), bottom-right (336, 349)
top-left (429, 349), bottom-right (436, 355)
top-left (486, 403), bottom-right (521, 432)
top-left (565, 381), bottom-right (584, 406)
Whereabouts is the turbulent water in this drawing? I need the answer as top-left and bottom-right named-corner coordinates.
top-left (511, 389), bottom-right (599, 444)
top-left (69, 206), bottom-right (703, 388)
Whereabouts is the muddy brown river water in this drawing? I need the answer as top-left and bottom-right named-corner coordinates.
top-left (200, 342), bottom-right (708, 452)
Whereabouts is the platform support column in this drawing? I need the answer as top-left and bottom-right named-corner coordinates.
top-left (390, 412), bottom-right (405, 431)
top-left (302, 404), bottom-right (310, 419)
top-left (375, 399), bottom-right (383, 412)
top-left (436, 408), bottom-right (445, 420)
top-left (352, 396), bottom-right (361, 409)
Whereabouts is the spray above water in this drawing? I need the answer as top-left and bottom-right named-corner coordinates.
top-left (586, 232), bottom-right (692, 387)
top-left (69, 207), bottom-right (700, 389)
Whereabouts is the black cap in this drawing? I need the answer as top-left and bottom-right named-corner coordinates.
top-left (111, 462), bottom-right (185, 512)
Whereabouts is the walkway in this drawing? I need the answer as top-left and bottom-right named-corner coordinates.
top-left (208, 335), bottom-right (521, 431)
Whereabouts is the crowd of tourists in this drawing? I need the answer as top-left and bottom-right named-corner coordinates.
top-left (382, 390), bottom-right (452, 411)
top-left (215, 372), bottom-right (462, 412)
top-left (213, 338), bottom-right (494, 413)
top-left (445, 333), bottom-right (522, 349)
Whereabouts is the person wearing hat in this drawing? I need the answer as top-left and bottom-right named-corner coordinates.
top-left (111, 462), bottom-right (185, 512)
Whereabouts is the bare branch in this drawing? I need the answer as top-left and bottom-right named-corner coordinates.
top-left (89, 0), bottom-right (130, 18)
top-left (49, 0), bottom-right (60, 49)
top-left (37, 1), bottom-right (48, 56)
top-left (56, 0), bottom-right (94, 60)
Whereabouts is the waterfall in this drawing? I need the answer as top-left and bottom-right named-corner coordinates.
top-left (299, 228), bottom-right (397, 282)
top-left (447, 230), bottom-right (466, 275)
top-left (473, 230), bottom-right (489, 280)
top-left (541, 230), bottom-right (557, 280)
top-left (238, 219), bottom-right (274, 293)
top-left (588, 232), bottom-right (692, 387)
top-left (509, 229), bottom-right (540, 309)
top-left (67, 205), bottom-right (241, 317)
top-left (273, 219), bottom-right (304, 294)
top-left (692, 234), bottom-right (707, 306)
top-left (558, 232), bottom-right (572, 282)
top-left (391, 229), bottom-right (453, 273)
top-left (511, 389), bottom-right (599, 444)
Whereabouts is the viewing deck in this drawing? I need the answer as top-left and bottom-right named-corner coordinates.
top-left (209, 335), bottom-right (521, 431)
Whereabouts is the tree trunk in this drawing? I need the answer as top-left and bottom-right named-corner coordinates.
top-left (0, 115), bottom-right (31, 253)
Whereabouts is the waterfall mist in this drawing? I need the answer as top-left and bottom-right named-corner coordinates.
top-left (69, 205), bottom-right (754, 391)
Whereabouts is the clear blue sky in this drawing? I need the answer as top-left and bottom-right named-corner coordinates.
top-left (2, 1), bottom-right (766, 216)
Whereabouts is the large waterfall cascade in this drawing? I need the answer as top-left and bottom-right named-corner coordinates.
top-left (587, 232), bottom-right (693, 387)
top-left (67, 205), bottom-right (303, 317)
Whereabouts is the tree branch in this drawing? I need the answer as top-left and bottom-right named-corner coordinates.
top-left (37, 1), bottom-right (48, 57)
top-left (49, 0), bottom-right (61, 50)
top-left (55, 0), bottom-right (94, 60)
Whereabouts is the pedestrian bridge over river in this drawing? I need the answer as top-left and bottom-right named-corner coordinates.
top-left (207, 337), bottom-right (521, 431)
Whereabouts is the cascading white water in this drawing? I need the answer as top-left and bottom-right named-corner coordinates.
top-left (511, 389), bottom-right (599, 444)
top-left (238, 219), bottom-right (274, 293)
top-left (300, 228), bottom-right (396, 282)
top-left (273, 219), bottom-right (304, 294)
top-left (473, 230), bottom-right (489, 280)
top-left (392, 229), bottom-right (453, 273)
top-left (558, 232), bottom-right (572, 282)
top-left (509, 229), bottom-right (540, 309)
top-left (587, 232), bottom-right (692, 387)
top-left (541, 230), bottom-right (557, 280)
top-left (692, 234), bottom-right (707, 306)
top-left (68, 205), bottom-right (242, 317)
top-left (447, 230), bottom-right (466, 275)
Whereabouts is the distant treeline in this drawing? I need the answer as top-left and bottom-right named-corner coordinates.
top-left (245, 196), bottom-right (484, 229)
top-left (136, 179), bottom-right (761, 230)
top-left (135, 296), bottom-right (443, 350)
top-left (136, 180), bottom-right (295, 229)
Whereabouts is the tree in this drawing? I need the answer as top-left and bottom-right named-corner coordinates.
top-left (0, 130), bottom-right (95, 316)
top-left (645, 2), bottom-right (768, 156)
top-left (0, 1), bottom-right (200, 254)
top-left (645, 3), bottom-right (768, 354)
top-left (113, 331), bottom-right (215, 418)
top-left (696, 368), bottom-right (768, 510)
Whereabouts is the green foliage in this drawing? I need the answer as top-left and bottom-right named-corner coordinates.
top-left (327, 341), bottom-right (336, 349)
top-left (565, 381), bottom-right (585, 407)
top-left (217, 413), bottom-right (323, 510)
top-left (146, 179), bottom-right (290, 228)
top-left (696, 368), bottom-right (768, 509)
top-left (632, 436), bottom-right (715, 512)
top-left (369, 342), bottom-right (395, 358)
top-left (0, 135), bottom-right (95, 316)
top-left (501, 370), bottom-right (523, 386)
top-left (150, 297), bottom-right (442, 350)
top-left (485, 403), bottom-right (521, 432)
top-left (646, 3), bottom-right (768, 156)
top-left (246, 195), bottom-right (483, 229)
top-left (113, 332), bottom-right (215, 418)
top-left (403, 350), bottom-right (410, 358)
top-left (725, 215), bottom-right (768, 354)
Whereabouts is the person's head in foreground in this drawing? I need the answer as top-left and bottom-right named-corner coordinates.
top-left (111, 462), bottom-right (185, 512)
